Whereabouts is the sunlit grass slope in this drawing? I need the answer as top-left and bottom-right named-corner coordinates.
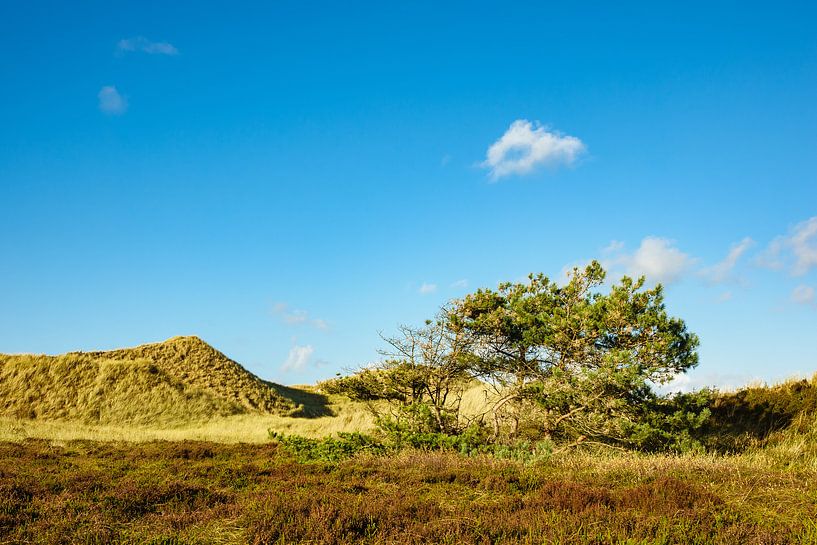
top-left (0, 336), bottom-right (295, 427)
top-left (705, 375), bottom-right (817, 466)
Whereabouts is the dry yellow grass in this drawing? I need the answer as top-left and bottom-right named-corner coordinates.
top-left (77, 335), bottom-right (293, 413)
top-left (0, 391), bottom-right (376, 443)
top-left (0, 382), bottom-right (496, 444)
top-left (0, 336), bottom-right (295, 428)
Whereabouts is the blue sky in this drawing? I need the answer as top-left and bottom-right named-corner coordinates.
top-left (1, 1), bottom-right (816, 388)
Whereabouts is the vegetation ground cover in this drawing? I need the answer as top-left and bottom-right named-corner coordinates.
top-left (2, 439), bottom-right (816, 545)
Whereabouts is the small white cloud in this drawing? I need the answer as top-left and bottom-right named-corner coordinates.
top-left (117, 36), bottom-right (178, 55)
top-left (602, 240), bottom-right (625, 254)
top-left (272, 303), bottom-right (329, 331)
top-left (608, 237), bottom-right (695, 285)
top-left (281, 344), bottom-right (314, 371)
top-left (758, 217), bottom-right (817, 276)
top-left (792, 285), bottom-right (816, 307)
top-left (283, 309), bottom-right (308, 325)
top-left (755, 238), bottom-right (785, 271)
top-left (418, 282), bottom-right (438, 295)
top-left (441, 154), bottom-right (451, 166)
top-left (311, 319), bottom-right (329, 331)
top-left (481, 119), bottom-right (585, 179)
top-left (98, 86), bottom-right (127, 115)
top-left (716, 291), bottom-right (734, 303)
top-left (700, 237), bottom-right (754, 284)
top-left (790, 217), bottom-right (817, 276)
top-left (450, 279), bottom-right (469, 289)
top-left (660, 371), bottom-right (761, 394)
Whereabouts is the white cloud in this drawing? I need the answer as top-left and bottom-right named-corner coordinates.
top-left (755, 239), bottom-right (785, 271)
top-left (700, 237), bottom-right (754, 284)
top-left (283, 309), bottom-right (308, 324)
top-left (608, 237), bottom-right (695, 285)
top-left (660, 371), bottom-right (761, 394)
top-left (481, 119), bottom-right (585, 179)
top-left (602, 240), bottom-right (625, 254)
top-left (450, 279), bottom-right (469, 289)
top-left (281, 344), bottom-right (314, 371)
top-left (98, 86), bottom-right (127, 115)
top-left (758, 217), bottom-right (817, 276)
top-left (117, 36), bottom-right (178, 55)
top-left (418, 282), bottom-right (437, 295)
top-left (789, 217), bottom-right (817, 276)
top-left (311, 318), bottom-right (329, 331)
top-left (716, 291), bottom-right (733, 303)
top-left (792, 285), bottom-right (816, 307)
top-left (272, 303), bottom-right (329, 330)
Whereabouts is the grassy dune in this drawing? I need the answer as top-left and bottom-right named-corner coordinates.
top-left (0, 337), bottom-right (295, 427)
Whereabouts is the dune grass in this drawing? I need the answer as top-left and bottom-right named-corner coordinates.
top-left (0, 353), bottom-right (247, 425)
top-left (0, 392), bottom-right (376, 443)
top-left (79, 336), bottom-right (294, 414)
top-left (0, 337), bottom-right (296, 428)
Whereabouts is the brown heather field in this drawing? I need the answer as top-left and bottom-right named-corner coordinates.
top-left (1, 439), bottom-right (816, 545)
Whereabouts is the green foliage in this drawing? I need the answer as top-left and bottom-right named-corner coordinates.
top-left (270, 420), bottom-right (553, 465)
top-left (319, 368), bottom-right (406, 402)
top-left (622, 389), bottom-right (714, 453)
top-left (620, 377), bottom-right (817, 455)
top-left (447, 261), bottom-right (700, 446)
top-left (269, 431), bottom-right (387, 462)
top-left (378, 420), bottom-right (487, 453)
top-left (489, 439), bottom-right (554, 463)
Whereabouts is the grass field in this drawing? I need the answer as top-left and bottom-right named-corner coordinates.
top-left (0, 395), bottom-right (375, 443)
top-left (2, 439), bottom-right (816, 544)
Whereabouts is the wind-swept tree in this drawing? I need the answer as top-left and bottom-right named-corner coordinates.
top-left (448, 261), bottom-right (699, 446)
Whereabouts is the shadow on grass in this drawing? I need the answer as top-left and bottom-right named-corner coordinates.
top-left (265, 382), bottom-right (335, 418)
top-left (704, 379), bottom-right (817, 451)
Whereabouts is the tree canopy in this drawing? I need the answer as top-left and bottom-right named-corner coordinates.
top-left (324, 261), bottom-right (701, 451)
top-left (448, 261), bottom-right (699, 445)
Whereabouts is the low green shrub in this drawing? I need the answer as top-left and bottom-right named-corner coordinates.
top-left (271, 424), bottom-right (556, 465)
top-left (268, 431), bottom-right (387, 463)
top-left (621, 389), bottom-right (714, 454)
